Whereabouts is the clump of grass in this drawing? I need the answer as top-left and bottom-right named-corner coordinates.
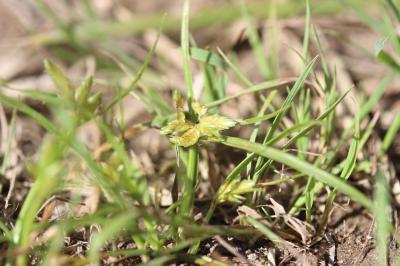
top-left (0, 1), bottom-right (398, 265)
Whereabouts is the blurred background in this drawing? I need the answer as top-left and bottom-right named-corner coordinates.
top-left (0, 0), bottom-right (397, 155)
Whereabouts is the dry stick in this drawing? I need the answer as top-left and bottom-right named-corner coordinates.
top-left (5, 164), bottom-right (22, 209)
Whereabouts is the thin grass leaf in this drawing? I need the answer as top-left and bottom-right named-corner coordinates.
top-left (375, 38), bottom-right (400, 73)
top-left (253, 57), bottom-right (318, 181)
top-left (380, 113), bottom-right (400, 157)
top-left (221, 136), bottom-right (373, 210)
top-left (385, 0), bottom-right (400, 22)
top-left (244, 91), bottom-right (278, 175)
top-left (0, 220), bottom-right (11, 241)
top-left (340, 113), bottom-right (359, 180)
top-left (186, 47), bottom-right (224, 67)
top-left (317, 112), bottom-right (360, 227)
top-left (246, 216), bottom-right (283, 244)
top-left (302, 0), bottom-right (311, 64)
top-left (374, 171), bottom-right (391, 266)
top-left (219, 88), bottom-right (346, 208)
top-left (181, 0), bottom-right (193, 104)
top-left (305, 177), bottom-right (315, 224)
top-left (241, 107), bottom-right (288, 125)
top-left (263, 56), bottom-right (318, 144)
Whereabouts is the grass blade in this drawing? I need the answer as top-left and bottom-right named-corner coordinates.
top-left (374, 171), bottom-right (391, 266)
top-left (380, 113), bottom-right (400, 157)
top-left (220, 136), bottom-right (373, 210)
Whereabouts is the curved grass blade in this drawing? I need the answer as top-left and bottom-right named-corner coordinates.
top-left (220, 136), bottom-right (373, 210)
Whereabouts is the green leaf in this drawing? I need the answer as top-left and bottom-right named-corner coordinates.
top-left (380, 113), bottom-right (400, 157)
top-left (246, 216), bottom-right (283, 244)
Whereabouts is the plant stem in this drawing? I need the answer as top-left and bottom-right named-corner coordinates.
top-left (180, 0), bottom-right (199, 218)
top-left (181, 146), bottom-right (198, 216)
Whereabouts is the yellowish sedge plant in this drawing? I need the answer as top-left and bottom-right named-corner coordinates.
top-left (161, 91), bottom-right (237, 147)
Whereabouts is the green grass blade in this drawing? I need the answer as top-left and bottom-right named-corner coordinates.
top-left (380, 113), bottom-right (400, 157)
top-left (385, 0), bottom-right (400, 22)
top-left (187, 47), bottom-right (224, 67)
top-left (220, 136), bottom-right (373, 210)
top-left (302, 0), bottom-right (311, 64)
top-left (241, 107), bottom-right (289, 125)
top-left (374, 171), bottom-right (391, 266)
top-left (263, 56), bottom-right (318, 144)
top-left (182, 0), bottom-right (193, 104)
top-left (340, 112), bottom-right (360, 180)
top-left (253, 57), bottom-right (318, 180)
top-left (246, 216), bottom-right (283, 244)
